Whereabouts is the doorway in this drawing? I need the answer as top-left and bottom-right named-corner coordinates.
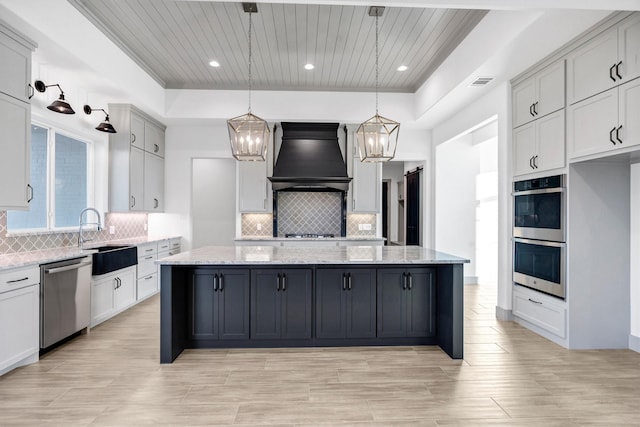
top-left (406, 168), bottom-right (422, 246)
top-left (382, 180), bottom-right (389, 245)
top-left (191, 158), bottom-right (236, 248)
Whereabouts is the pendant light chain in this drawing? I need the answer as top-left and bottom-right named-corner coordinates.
top-left (375, 13), bottom-right (379, 116)
top-left (248, 10), bottom-right (253, 113)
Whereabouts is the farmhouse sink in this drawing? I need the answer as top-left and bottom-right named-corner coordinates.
top-left (90, 245), bottom-right (138, 275)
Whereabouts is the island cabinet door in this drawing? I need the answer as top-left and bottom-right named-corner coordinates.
top-left (251, 270), bottom-right (282, 339)
top-left (377, 269), bottom-right (408, 337)
top-left (405, 269), bottom-right (436, 338)
top-left (217, 269), bottom-right (250, 340)
top-left (190, 271), bottom-right (218, 340)
top-left (315, 269), bottom-right (347, 339)
top-left (280, 269), bottom-right (313, 340)
top-left (344, 269), bottom-right (377, 338)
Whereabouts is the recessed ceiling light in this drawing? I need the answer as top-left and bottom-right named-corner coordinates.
top-left (397, 65), bottom-right (408, 72)
top-left (304, 63), bottom-right (314, 70)
top-left (209, 60), bottom-right (220, 68)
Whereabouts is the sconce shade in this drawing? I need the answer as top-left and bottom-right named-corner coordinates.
top-left (83, 104), bottom-right (116, 133)
top-left (356, 113), bottom-right (400, 162)
top-left (227, 112), bottom-right (270, 161)
top-left (47, 94), bottom-right (75, 114)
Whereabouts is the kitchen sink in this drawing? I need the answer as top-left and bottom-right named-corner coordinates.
top-left (90, 245), bottom-right (138, 276)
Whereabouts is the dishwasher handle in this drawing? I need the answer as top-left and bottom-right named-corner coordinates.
top-left (44, 260), bottom-right (92, 274)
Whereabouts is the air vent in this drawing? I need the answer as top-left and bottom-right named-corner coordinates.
top-left (470, 77), bottom-right (494, 87)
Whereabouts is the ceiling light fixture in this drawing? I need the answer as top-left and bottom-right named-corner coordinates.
top-left (83, 104), bottom-right (116, 133)
top-left (304, 63), bottom-right (314, 70)
top-left (356, 6), bottom-right (400, 163)
top-left (34, 80), bottom-right (75, 114)
top-left (209, 60), bottom-right (220, 67)
top-left (227, 2), bottom-right (269, 162)
top-left (397, 65), bottom-right (408, 72)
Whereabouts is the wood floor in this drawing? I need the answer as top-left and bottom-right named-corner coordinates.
top-left (1, 285), bottom-right (639, 426)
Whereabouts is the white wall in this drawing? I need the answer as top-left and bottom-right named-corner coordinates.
top-left (382, 162), bottom-right (405, 243)
top-left (630, 163), bottom-right (640, 351)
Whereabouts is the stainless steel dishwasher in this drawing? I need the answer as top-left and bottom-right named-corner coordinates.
top-left (40, 256), bottom-right (93, 349)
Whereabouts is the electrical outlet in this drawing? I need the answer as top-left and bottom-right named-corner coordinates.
top-left (358, 224), bottom-right (364, 231)
top-left (109, 225), bottom-right (115, 235)
top-left (362, 224), bottom-right (372, 231)
top-left (257, 223), bottom-right (262, 231)
top-left (144, 223), bottom-right (147, 231)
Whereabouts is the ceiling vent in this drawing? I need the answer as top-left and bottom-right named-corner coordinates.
top-left (470, 77), bottom-right (494, 87)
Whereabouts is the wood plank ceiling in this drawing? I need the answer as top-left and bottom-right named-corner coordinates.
top-left (70, 1), bottom-right (487, 92)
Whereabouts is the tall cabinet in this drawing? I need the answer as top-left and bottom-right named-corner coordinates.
top-left (0, 21), bottom-right (36, 210)
top-left (108, 104), bottom-right (166, 212)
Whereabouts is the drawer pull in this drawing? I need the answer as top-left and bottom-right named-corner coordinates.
top-left (7, 277), bottom-right (29, 284)
top-left (528, 298), bottom-right (543, 305)
top-left (145, 256), bottom-right (153, 260)
top-left (144, 276), bottom-right (154, 280)
top-left (145, 248), bottom-right (154, 252)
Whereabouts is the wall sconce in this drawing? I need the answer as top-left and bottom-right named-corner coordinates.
top-left (33, 80), bottom-right (75, 114)
top-left (83, 105), bottom-right (116, 133)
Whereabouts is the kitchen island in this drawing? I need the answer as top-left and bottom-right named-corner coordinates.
top-left (158, 245), bottom-right (468, 363)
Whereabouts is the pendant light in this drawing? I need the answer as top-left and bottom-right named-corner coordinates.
top-left (355, 6), bottom-right (400, 162)
top-left (83, 105), bottom-right (117, 133)
top-left (34, 80), bottom-right (75, 114)
top-left (227, 2), bottom-right (269, 161)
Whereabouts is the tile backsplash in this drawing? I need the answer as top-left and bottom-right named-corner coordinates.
top-left (0, 211), bottom-right (148, 255)
top-left (277, 192), bottom-right (343, 236)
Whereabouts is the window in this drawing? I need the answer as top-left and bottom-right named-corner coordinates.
top-left (8, 123), bottom-right (92, 232)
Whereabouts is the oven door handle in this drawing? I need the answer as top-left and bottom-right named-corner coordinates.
top-left (512, 187), bottom-right (564, 196)
top-left (513, 237), bottom-right (565, 247)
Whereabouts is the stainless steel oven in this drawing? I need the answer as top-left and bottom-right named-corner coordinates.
top-left (513, 238), bottom-right (565, 299)
top-left (513, 175), bottom-right (565, 242)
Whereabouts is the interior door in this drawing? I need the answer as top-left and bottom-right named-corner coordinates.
top-left (405, 169), bottom-right (421, 246)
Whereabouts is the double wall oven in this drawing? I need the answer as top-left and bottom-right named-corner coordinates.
top-left (513, 175), bottom-right (566, 299)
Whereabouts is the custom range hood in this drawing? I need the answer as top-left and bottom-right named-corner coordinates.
top-left (269, 122), bottom-right (352, 191)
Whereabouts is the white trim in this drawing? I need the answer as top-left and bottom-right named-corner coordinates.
top-left (496, 305), bottom-right (512, 321)
top-left (630, 334), bottom-right (640, 353)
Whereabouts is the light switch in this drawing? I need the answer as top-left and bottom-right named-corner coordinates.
top-left (109, 226), bottom-right (115, 235)
top-left (257, 223), bottom-right (262, 231)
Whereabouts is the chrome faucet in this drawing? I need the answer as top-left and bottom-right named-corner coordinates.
top-left (78, 207), bottom-right (102, 249)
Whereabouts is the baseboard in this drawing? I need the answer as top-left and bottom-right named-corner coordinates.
top-left (630, 334), bottom-right (640, 353)
top-left (496, 306), bottom-right (513, 321)
top-left (464, 276), bottom-right (479, 285)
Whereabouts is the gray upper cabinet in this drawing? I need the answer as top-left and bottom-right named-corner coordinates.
top-left (349, 128), bottom-right (381, 213)
top-left (108, 104), bottom-right (166, 212)
top-left (512, 60), bottom-right (565, 129)
top-left (567, 13), bottom-right (640, 106)
top-left (238, 160), bottom-right (270, 213)
top-left (0, 21), bottom-right (35, 211)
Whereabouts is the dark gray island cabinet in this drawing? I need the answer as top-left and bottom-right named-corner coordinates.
top-left (159, 246), bottom-right (468, 362)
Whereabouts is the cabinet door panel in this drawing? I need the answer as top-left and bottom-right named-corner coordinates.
top-left (618, 77), bottom-right (640, 148)
top-left (0, 284), bottom-right (39, 372)
top-left (618, 14), bottom-right (640, 84)
top-left (0, 93), bottom-right (29, 209)
top-left (238, 161), bottom-right (268, 212)
top-left (129, 147), bottom-right (144, 211)
top-left (346, 269), bottom-right (376, 338)
top-left (280, 269), bottom-right (312, 339)
top-left (406, 269), bottom-right (435, 337)
top-left (115, 269), bottom-right (137, 310)
top-left (315, 269), bottom-right (346, 339)
top-left (566, 28), bottom-right (618, 105)
top-left (251, 270), bottom-right (281, 339)
top-left (144, 153), bottom-right (164, 212)
top-left (537, 109), bottom-right (565, 172)
top-left (190, 272), bottom-right (217, 339)
top-left (537, 60), bottom-right (565, 117)
top-left (513, 122), bottom-right (536, 176)
top-left (218, 270), bottom-right (250, 340)
top-left (91, 278), bottom-right (115, 326)
top-left (377, 269), bottom-right (407, 337)
top-left (512, 77), bottom-right (536, 128)
top-left (144, 122), bottom-right (165, 157)
top-left (130, 113), bottom-right (145, 150)
top-left (567, 89), bottom-right (618, 159)
top-left (0, 38), bottom-right (30, 102)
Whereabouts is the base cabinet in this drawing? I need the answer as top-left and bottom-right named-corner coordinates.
top-left (251, 269), bottom-right (312, 340)
top-left (377, 268), bottom-right (435, 338)
top-left (91, 266), bottom-right (137, 327)
top-left (315, 268), bottom-right (376, 339)
top-left (513, 285), bottom-right (566, 339)
top-left (190, 269), bottom-right (250, 341)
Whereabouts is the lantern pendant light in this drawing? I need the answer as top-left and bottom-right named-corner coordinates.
top-left (227, 2), bottom-right (269, 161)
top-left (356, 6), bottom-right (400, 162)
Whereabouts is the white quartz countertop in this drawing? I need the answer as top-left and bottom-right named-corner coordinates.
top-left (0, 236), bottom-right (179, 271)
top-left (157, 245), bottom-right (469, 265)
top-left (235, 236), bottom-right (386, 241)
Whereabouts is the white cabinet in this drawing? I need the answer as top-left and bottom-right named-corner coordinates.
top-left (513, 110), bottom-right (565, 176)
top-left (238, 161), bottom-right (270, 212)
top-left (567, 14), bottom-right (640, 105)
top-left (136, 242), bottom-right (158, 301)
top-left (567, 77), bottom-right (640, 159)
top-left (0, 21), bottom-right (35, 211)
top-left (513, 285), bottom-right (566, 340)
top-left (91, 266), bottom-right (137, 327)
top-left (108, 104), bottom-right (166, 212)
top-left (350, 131), bottom-right (381, 213)
top-left (0, 265), bottom-right (39, 375)
top-left (512, 60), bottom-right (565, 128)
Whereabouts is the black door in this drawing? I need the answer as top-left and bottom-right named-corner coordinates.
top-left (251, 270), bottom-right (281, 339)
top-left (406, 269), bottom-right (435, 337)
top-left (382, 181), bottom-right (389, 245)
top-left (345, 269), bottom-right (377, 338)
top-left (218, 269), bottom-right (250, 340)
top-left (190, 270), bottom-right (218, 340)
top-left (280, 269), bottom-right (313, 339)
top-left (406, 169), bottom-right (421, 245)
top-left (377, 269), bottom-right (407, 337)
top-left (315, 269), bottom-right (347, 339)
